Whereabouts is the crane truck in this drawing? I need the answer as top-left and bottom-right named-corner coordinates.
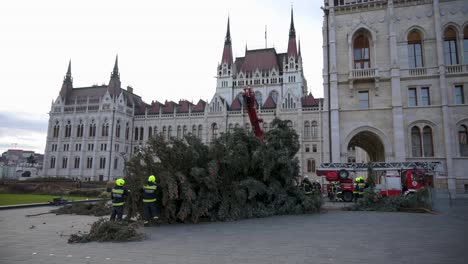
top-left (316, 162), bottom-right (443, 202)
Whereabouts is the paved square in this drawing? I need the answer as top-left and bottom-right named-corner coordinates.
top-left (1, 202), bottom-right (467, 264)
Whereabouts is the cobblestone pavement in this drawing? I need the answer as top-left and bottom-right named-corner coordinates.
top-left (0, 203), bottom-right (467, 264)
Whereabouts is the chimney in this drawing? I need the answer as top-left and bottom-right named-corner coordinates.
top-left (127, 86), bottom-right (133, 94)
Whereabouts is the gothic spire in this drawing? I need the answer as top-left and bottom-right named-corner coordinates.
top-left (289, 7), bottom-right (296, 38)
top-left (108, 55), bottom-right (121, 98)
top-left (225, 16), bottom-right (231, 45)
top-left (287, 7), bottom-right (298, 58)
top-left (221, 17), bottom-right (233, 65)
top-left (60, 60), bottom-right (73, 102)
top-left (111, 55), bottom-right (119, 78)
top-left (298, 38), bottom-right (302, 57)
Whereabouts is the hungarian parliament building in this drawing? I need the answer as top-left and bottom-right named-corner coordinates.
top-left (43, 1), bottom-right (468, 196)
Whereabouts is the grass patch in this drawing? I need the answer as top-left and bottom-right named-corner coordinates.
top-left (0, 194), bottom-right (95, 206)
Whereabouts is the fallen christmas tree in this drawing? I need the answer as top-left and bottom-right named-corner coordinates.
top-left (346, 187), bottom-right (434, 213)
top-left (68, 219), bottom-right (144, 243)
top-left (51, 201), bottom-right (111, 217)
top-left (123, 118), bottom-right (322, 223)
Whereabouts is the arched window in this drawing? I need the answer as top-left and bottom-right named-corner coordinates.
top-left (269, 90), bottom-right (279, 104)
top-left (50, 156), bottom-right (56, 169)
top-left (408, 30), bottom-right (423, 68)
top-left (148, 126), bottom-right (153, 138)
top-left (444, 27), bottom-right (459, 65)
top-left (198, 124), bottom-right (203, 139)
top-left (235, 123), bottom-right (240, 129)
top-left (282, 94), bottom-right (296, 109)
top-left (307, 159), bottom-right (316, 173)
top-left (168, 126), bottom-right (172, 139)
top-left (74, 157), bottom-right (80, 169)
top-left (192, 125), bottom-right (197, 135)
top-left (125, 122), bottom-right (129, 140)
top-left (162, 126), bottom-right (167, 139)
top-left (62, 156), bottom-right (68, 169)
top-left (177, 125), bottom-right (182, 139)
top-left (183, 125), bottom-right (187, 136)
top-left (211, 123), bottom-right (218, 140)
top-left (102, 122), bottom-right (109, 137)
top-left (89, 121), bottom-right (96, 137)
top-left (140, 126), bottom-right (144, 140)
top-left (464, 26), bottom-right (468, 64)
top-left (255, 91), bottom-right (263, 106)
top-left (65, 121), bottom-right (72, 138)
top-left (459, 125), bottom-right (468, 156)
top-left (354, 33), bottom-right (370, 69)
top-left (154, 126), bottom-right (158, 136)
top-left (228, 123), bottom-right (233, 133)
top-left (115, 121), bottom-right (121, 138)
top-left (311, 121), bottom-right (318, 138)
top-left (286, 120), bottom-right (293, 129)
top-left (304, 121), bottom-right (311, 138)
top-left (422, 126), bottom-right (434, 157)
top-left (134, 127), bottom-right (139, 140)
top-left (411, 126), bottom-right (422, 157)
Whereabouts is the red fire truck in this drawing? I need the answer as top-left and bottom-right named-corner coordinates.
top-left (316, 162), bottom-right (442, 202)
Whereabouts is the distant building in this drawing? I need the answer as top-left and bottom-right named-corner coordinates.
top-left (0, 149), bottom-right (43, 179)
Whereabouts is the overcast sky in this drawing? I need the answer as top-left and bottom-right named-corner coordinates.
top-left (0, 0), bottom-right (324, 154)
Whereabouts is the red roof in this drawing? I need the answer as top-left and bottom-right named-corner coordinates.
top-left (192, 100), bottom-right (206, 112)
top-left (301, 93), bottom-right (318, 107)
top-left (148, 101), bottom-right (163, 114)
top-left (230, 97), bottom-right (242, 110)
top-left (162, 101), bottom-right (177, 114)
top-left (177, 100), bottom-right (193, 113)
top-left (263, 95), bottom-right (277, 109)
top-left (237, 48), bottom-right (280, 72)
top-left (222, 43), bottom-right (233, 65)
top-left (287, 38), bottom-right (297, 58)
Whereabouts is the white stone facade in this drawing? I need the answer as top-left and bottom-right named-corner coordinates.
top-left (322, 0), bottom-right (468, 194)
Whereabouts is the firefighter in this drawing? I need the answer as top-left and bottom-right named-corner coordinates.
top-left (142, 175), bottom-right (159, 226)
top-left (110, 178), bottom-right (129, 222)
top-left (328, 182), bottom-right (337, 201)
top-left (302, 175), bottom-right (313, 194)
top-left (353, 177), bottom-right (366, 202)
top-left (311, 180), bottom-right (322, 195)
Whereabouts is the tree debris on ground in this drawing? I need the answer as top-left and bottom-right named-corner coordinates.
top-left (346, 188), bottom-right (434, 213)
top-left (51, 202), bottom-right (111, 217)
top-left (124, 118), bottom-right (322, 224)
top-left (68, 219), bottom-right (145, 243)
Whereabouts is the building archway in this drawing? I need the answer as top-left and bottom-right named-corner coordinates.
top-left (347, 131), bottom-right (385, 162)
top-left (344, 126), bottom-right (391, 162)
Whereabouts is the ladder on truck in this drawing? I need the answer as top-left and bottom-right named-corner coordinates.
top-left (318, 162), bottom-right (443, 173)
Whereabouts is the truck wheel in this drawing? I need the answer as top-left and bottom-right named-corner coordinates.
top-left (342, 191), bottom-right (353, 202)
top-left (338, 169), bottom-right (349, 179)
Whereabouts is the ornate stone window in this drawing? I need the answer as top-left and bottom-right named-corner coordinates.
top-left (407, 30), bottom-right (423, 68)
top-left (353, 34), bottom-right (370, 69)
top-left (304, 121), bottom-right (311, 138)
top-left (444, 27), bottom-right (459, 65)
top-left (307, 159), bottom-right (316, 173)
top-left (198, 125), bottom-right (203, 139)
top-left (464, 26), bottom-right (468, 64)
top-left (458, 124), bottom-right (468, 157)
top-left (411, 125), bottom-right (434, 157)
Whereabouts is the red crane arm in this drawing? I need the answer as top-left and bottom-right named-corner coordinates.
top-left (242, 87), bottom-right (263, 138)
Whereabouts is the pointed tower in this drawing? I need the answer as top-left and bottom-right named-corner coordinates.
top-left (59, 60), bottom-right (73, 104)
top-left (216, 17), bottom-right (235, 103)
top-left (108, 55), bottom-right (121, 98)
top-left (221, 17), bottom-right (233, 65)
top-left (287, 7), bottom-right (298, 58)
